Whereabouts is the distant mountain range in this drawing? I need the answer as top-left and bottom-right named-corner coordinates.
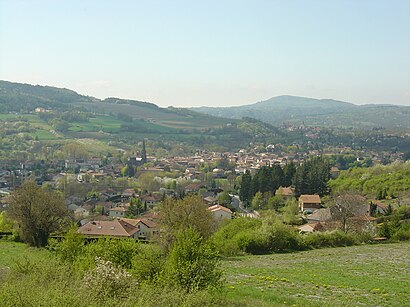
top-left (192, 96), bottom-right (410, 130)
top-left (1, 80), bottom-right (409, 130)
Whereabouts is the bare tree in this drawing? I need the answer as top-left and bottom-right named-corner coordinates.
top-left (331, 193), bottom-right (368, 233)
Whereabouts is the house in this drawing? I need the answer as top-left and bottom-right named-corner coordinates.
top-left (203, 196), bottom-right (218, 206)
top-left (140, 194), bottom-right (160, 206)
top-left (119, 218), bottom-right (158, 240)
top-left (184, 183), bottom-right (203, 193)
top-left (122, 188), bottom-right (136, 199)
top-left (298, 222), bottom-right (324, 233)
top-left (141, 211), bottom-right (161, 223)
top-left (208, 204), bottom-right (232, 220)
top-left (77, 220), bottom-right (139, 238)
top-left (109, 206), bottom-right (129, 218)
top-left (276, 186), bottom-right (295, 200)
top-left (306, 208), bottom-right (332, 223)
top-left (330, 167), bottom-right (341, 179)
top-left (74, 207), bottom-right (90, 219)
top-left (299, 194), bottom-right (322, 213)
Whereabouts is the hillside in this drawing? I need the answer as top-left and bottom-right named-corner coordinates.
top-left (192, 95), bottom-right (410, 130)
top-left (0, 81), bottom-right (289, 155)
top-left (0, 80), bottom-right (232, 130)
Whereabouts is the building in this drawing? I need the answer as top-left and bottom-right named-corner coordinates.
top-left (109, 206), bottom-right (129, 218)
top-left (299, 194), bottom-right (322, 213)
top-left (208, 204), bottom-right (232, 220)
top-left (276, 186), bottom-right (295, 200)
top-left (119, 218), bottom-right (158, 239)
top-left (77, 220), bottom-right (139, 238)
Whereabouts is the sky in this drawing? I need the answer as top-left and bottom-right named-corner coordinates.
top-left (0, 0), bottom-right (409, 107)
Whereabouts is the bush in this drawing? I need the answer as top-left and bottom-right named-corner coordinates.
top-left (48, 226), bottom-right (84, 263)
top-left (131, 243), bottom-right (165, 284)
top-left (211, 218), bottom-right (261, 256)
top-left (302, 230), bottom-right (359, 249)
top-left (81, 238), bottom-right (141, 269)
top-left (82, 257), bottom-right (134, 301)
top-left (161, 228), bottom-right (223, 293)
top-left (260, 220), bottom-right (303, 252)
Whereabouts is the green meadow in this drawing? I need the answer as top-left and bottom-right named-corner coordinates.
top-left (0, 241), bottom-right (409, 306)
top-left (222, 242), bottom-right (410, 306)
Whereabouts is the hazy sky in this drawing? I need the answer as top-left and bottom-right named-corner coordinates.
top-left (0, 0), bottom-right (409, 107)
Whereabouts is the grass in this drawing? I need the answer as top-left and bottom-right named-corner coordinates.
top-left (1, 241), bottom-right (409, 306)
top-left (0, 241), bottom-right (47, 269)
top-left (222, 242), bottom-right (410, 306)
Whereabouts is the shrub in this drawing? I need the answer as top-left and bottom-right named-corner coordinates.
top-left (81, 238), bottom-right (141, 269)
top-left (161, 228), bottom-right (223, 293)
top-left (261, 220), bottom-right (303, 252)
top-left (82, 257), bottom-right (134, 300)
top-left (211, 218), bottom-right (261, 256)
top-left (131, 243), bottom-right (165, 284)
top-left (302, 230), bottom-right (359, 249)
top-left (48, 226), bottom-right (84, 263)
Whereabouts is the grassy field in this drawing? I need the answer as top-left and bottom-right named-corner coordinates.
top-left (1, 241), bottom-right (409, 306)
top-left (222, 242), bottom-right (410, 306)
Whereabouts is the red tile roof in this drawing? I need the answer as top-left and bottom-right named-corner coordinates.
top-left (77, 220), bottom-right (138, 237)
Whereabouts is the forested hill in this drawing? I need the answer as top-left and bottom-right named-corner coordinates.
top-left (0, 80), bottom-right (93, 112)
top-left (192, 95), bottom-right (410, 130)
top-left (0, 80), bottom-right (233, 128)
top-left (0, 80), bottom-right (158, 113)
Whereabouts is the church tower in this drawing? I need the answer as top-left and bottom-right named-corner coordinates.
top-left (141, 139), bottom-right (147, 164)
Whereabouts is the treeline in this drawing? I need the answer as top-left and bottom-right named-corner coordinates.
top-left (0, 80), bottom-right (90, 112)
top-left (212, 205), bottom-right (410, 257)
top-left (240, 156), bottom-right (330, 205)
top-left (329, 162), bottom-right (410, 198)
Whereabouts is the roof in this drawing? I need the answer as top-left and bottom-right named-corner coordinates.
top-left (203, 196), bottom-right (218, 203)
top-left (298, 222), bottom-right (324, 232)
top-left (142, 212), bottom-right (161, 221)
top-left (120, 218), bottom-right (157, 228)
top-left (307, 208), bottom-right (332, 222)
top-left (208, 204), bottom-right (232, 214)
top-left (299, 194), bottom-right (321, 204)
top-left (77, 220), bottom-right (138, 237)
top-left (109, 206), bottom-right (128, 212)
top-left (140, 195), bottom-right (160, 202)
top-left (276, 186), bottom-right (295, 197)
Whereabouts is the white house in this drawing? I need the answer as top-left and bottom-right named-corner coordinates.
top-left (109, 206), bottom-right (129, 218)
top-left (120, 218), bottom-right (158, 239)
top-left (208, 204), bottom-right (232, 220)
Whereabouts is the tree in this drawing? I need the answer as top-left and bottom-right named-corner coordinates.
top-left (283, 162), bottom-right (296, 187)
top-left (331, 194), bottom-right (366, 233)
top-left (294, 156), bottom-right (330, 196)
top-left (8, 180), bottom-right (70, 247)
top-left (121, 165), bottom-right (135, 177)
top-left (159, 195), bottom-right (215, 248)
top-left (251, 191), bottom-right (264, 210)
top-left (218, 191), bottom-right (231, 206)
top-left (239, 170), bottom-right (252, 206)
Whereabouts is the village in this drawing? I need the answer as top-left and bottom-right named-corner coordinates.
top-left (0, 138), bottom-right (404, 242)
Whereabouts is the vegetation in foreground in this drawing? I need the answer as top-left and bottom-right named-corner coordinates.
top-left (0, 241), bottom-right (409, 306)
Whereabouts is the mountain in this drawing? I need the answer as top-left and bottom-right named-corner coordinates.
top-left (192, 95), bottom-right (410, 130)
